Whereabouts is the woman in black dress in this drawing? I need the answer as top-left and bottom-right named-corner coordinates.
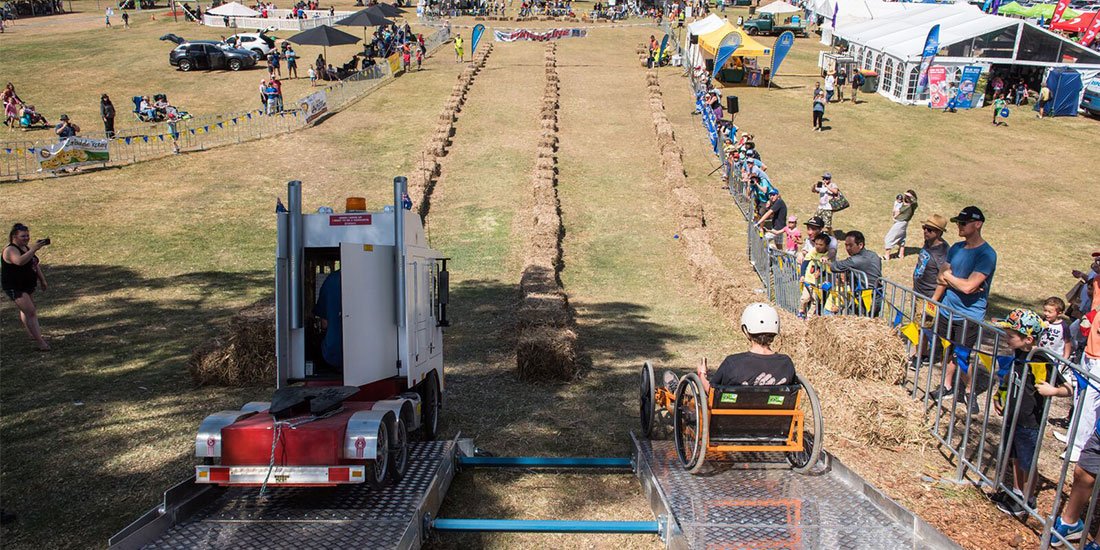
top-left (100, 94), bottom-right (116, 138)
top-left (2, 223), bottom-right (50, 350)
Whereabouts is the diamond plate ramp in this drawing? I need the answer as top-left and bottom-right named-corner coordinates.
top-left (142, 440), bottom-right (455, 550)
top-left (633, 436), bottom-right (960, 550)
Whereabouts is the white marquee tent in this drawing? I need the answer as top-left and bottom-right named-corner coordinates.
top-left (831, 3), bottom-right (1100, 104)
top-left (758, 1), bottom-right (802, 15)
top-left (206, 1), bottom-right (261, 17)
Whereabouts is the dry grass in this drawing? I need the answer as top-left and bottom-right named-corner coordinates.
top-left (187, 299), bottom-right (275, 386)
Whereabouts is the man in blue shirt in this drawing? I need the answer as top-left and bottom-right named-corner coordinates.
top-left (929, 206), bottom-right (997, 413)
top-left (313, 269), bottom-right (343, 368)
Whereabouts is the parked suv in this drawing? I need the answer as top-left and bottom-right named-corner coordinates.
top-left (169, 41), bottom-right (259, 71)
top-left (224, 32), bottom-right (278, 57)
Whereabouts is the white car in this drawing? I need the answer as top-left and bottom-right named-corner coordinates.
top-left (224, 32), bottom-right (277, 57)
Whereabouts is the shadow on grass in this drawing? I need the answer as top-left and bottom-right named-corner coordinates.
top-left (0, 264), bottom-right (271, 549)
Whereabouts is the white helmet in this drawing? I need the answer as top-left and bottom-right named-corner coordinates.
top-left (741, 302), bottom-right (780, 335)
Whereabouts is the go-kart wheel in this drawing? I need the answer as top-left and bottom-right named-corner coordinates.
top-left (388, 417), bottom-right (410, 483)
top-left (673, 373), bottom-right (709, 474)
top-left (640, 361), bottom-right (657, 438)
top-left (786, 376), bottom-right (825, 474)
top-left (417, 370), bottom-right (441, 441)
top-left (365, 419), bottom-right (390, 489)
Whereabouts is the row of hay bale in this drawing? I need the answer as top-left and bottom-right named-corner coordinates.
top-left (407, 44), bottom-right (495, 220)
top-left (636, 43), bottom-right (649, 67)
top-left (474, 15), bottom-right (582, 21)
top-left (642, 69), bottom-right (921, 450)
top-left (516, 44), bottom-right (578, 382)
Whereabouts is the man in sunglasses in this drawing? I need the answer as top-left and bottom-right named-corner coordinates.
top-left (928, 206), bottom-right (998, 413)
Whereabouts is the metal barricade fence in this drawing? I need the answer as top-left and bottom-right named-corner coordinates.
top-left (746, 223), bottom-right (771, 287)
top-left (0, 28), bottom-right (449, 181)
top-left (767, 247), bottom-right (800, 314)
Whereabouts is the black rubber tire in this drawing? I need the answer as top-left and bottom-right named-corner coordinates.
top-left (640, 361), bottom-right (657, 438)
top-left (786, 376), bottom-right (825, 474)
top-left (179, 59), bottom-right (193, 72)
top-left (228, 59), bottom-right (242, 71)
top-left (388, 417), bottom-right (410, 483)
top-left (746, 27), bottom-right (758, 35)
top-left (252, 48), bottom-right (264, 57)
top-left (417, 370), bottom-right (441, 441)
top-left (673, 373), bottom-right (709, 474)
top-left (365, 420), bottom-right (390, 490)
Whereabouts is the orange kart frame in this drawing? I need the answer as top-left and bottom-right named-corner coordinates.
top-left (639, 361), bottom-right (824, 475)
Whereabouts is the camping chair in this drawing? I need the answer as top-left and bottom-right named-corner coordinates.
top-left (132, 96), bottom-right (158, 122)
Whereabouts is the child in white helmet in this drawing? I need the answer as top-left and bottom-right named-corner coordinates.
top-left (664, 303), bottom-right (795, 394)
top-left (698, 302), bottom-right (795, 394)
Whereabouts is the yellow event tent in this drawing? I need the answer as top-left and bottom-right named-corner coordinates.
top-left (699, 23), bottom-right (772, 58)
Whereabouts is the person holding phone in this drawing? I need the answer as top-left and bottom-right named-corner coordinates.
top-left (2, 223), bottom-right (50, 351)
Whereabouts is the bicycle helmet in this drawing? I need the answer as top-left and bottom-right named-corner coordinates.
top-left (741, 302), bottom-right (780, 335)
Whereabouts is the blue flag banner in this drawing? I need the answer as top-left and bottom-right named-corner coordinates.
top-left (771, 31), bottom-right (796, 80)
top-left (713, 31), bottom-right (743, 77)
top-left (124, 137), bottom-right (132, 145)
top-left (142, 136), bottom-right (149, 143)
top-left (471, 24), bottom-right (486, 56)
top-left (915, 24), bottom-right (941, 95)
top-left (982, 0), bottom-right (993, 10)
top-left (697, 94), bottom-right (720, 154)
top-left (831, 3), bottom-right (838, 28)
top-left (658, 34), bottom-right (669, 62)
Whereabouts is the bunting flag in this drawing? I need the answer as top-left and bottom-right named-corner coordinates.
top-left (203, 125), bottom-right (209, 132)
top-left (232, 118), bottom-right (239, 124)
top-left (158, 135), bottom-right (165, 141)
top-left (246, 113), bottom-right (252, 120)
top-left (217, 122), bottom-right (224, 129)
top-left (28, 147), bottom-right (35, 153)
top-left (124, 137), bottom-right (132, 145)
top-left (189, 129), bottom-right (196, 135)
top-left (3, 148), bottom-right (10, 154)
top-left (142, 136), bottom-right (149, 143)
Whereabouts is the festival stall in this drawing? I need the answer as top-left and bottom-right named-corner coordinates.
top-left (832, 3), bottom-right (1100, 105)
top-left (694, 21), bottom-right (773, 85)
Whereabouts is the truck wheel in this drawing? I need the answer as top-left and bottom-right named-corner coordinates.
top-left (365, 420), bottom-right (390, 490)
top-left (417, 371), bottom-right (441, 441)
top-left (228, 59), bottom-right (242, 71)
top-left (388, 418), bottom-right (410, 482)
top-left (179, 58), bottom-right (193, 72)
top-left (746, 27), bottom-right (758, 35)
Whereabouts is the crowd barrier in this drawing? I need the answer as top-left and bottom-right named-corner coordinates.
top-left (700, 71), bottom-right (1093, 548)
top-left (0, 26), bottom-right (451, 181)
top-left (201, 9), bottom-right (355, 30)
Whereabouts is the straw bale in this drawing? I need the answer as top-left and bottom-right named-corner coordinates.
top-left (803, 316), bottom-right (908, 383)
top-left (851, 395), bottom-right (927, 448)
top-left (537, 146), bottom-right (555, 159)
top-left (188, 301), bottom-right (276, 386)
top-left (516, 325), bottom-right (578, 381)
top-left (540, 119), bottom-right (557, 131)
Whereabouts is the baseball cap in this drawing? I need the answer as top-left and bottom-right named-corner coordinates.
top-left (804, 216), bottom-right (825, 228)
top-left (992, 308), bottom-right (1045, 339)
top-left (822, 172), bottom-right (832, 179)
top-left (1092, 251), bottom-right (1100, 258)
top-left (950, 206), bottom-right (985, 224)
top-left (767, 189), bottom-right (779, 196)
top-left (920, 214), bottom-right (948, 233)
top-left (59, 114), bottom-right (69, 120)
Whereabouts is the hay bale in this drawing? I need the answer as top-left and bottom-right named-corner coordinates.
top-left (804, 316), bottom-right (908, 383)
top-left (852, 396), bottom-right (927, 448)
top-left (188, 301), bottom-right (276, 386)
top-left (516, 325), bottom-right (578, 381)
top-left (540, 119), bottom-right (557, 131)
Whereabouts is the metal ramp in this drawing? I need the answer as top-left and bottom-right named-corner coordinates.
top-left (110, 440), bottom-right (458, 550)
top-left (632, 435), bottom-right (960, 549)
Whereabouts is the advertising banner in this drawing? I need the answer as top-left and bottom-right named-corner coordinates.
top-left (771, 31), bottom-right (795, 80)
top-left (1053, 0), bottom-right (1071, 22)
top-left (914, 24), bottom-right (941, 95)
top-left (957, 65), bottom-right (982, 109)
top-left (298, 91), bottom-right (328, 125)
top-left (387, 53), bottom-right (403, 76)
top-left (658, 33), bottom-right (669, 62)
top-left (927, 66), bottom-right (948, 109)
top-left (713, 32), bottom-right (742, 77)
top-left (37, 137), bottom-right (109, 172)
top-left (471, 23), bottom-right (485, 55)
top-left (492, 28), bottom-right (587, 42)
top-left (1082, 12), bottom-right (1100, 47)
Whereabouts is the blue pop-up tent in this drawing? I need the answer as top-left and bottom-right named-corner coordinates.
top-left (1045, 67), bottom-right (1083, 117)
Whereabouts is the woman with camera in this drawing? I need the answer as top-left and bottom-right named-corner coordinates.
top-left (883, 190), bottom-right (918, 260)
top-left (2, 223), bottom-right (50, 351)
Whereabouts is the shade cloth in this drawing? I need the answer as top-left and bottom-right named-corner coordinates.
top-left (206, 1), bottom-right (261, 16)
top-left (700, 23), bottom-right (772, 57)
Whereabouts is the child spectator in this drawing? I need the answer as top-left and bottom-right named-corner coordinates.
top-left (799, 233), bottom-right (831, 319)
top-left (1039, 297), bottom-right (1073, 360)
top-left (768, 216), bottom-right (801, 254)
top-left (1069, 278), bottom-right (1100, 464)
top-left (416, 46), bottom-right (424, 71)
top-left (308, 66), bottom-right (317, 87)
top-left (993, 94), bottom-right (1007, 125)
top-left (990, 308), bottom-right (1071, 518)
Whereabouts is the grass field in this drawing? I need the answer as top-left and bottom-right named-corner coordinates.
top-left (1, 7), bottom-right (1099, 549)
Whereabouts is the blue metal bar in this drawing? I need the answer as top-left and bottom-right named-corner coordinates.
top-left (432, 518), bottom-right (659, 534)
top-left (457, 456), bottom-right (632, 469)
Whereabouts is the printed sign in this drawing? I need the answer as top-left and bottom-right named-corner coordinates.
top-left (329, 214), bottom-right (373, 226)
top-left (957, 65), bottom-right (982, 109)
top-left (298, 91), bottom-right (328, 125)
top-left (387, 53), bottom-right (403, 76)
top-left (720, 393), bottom-right (738, 403)
top-left (37, 137), bottom-right (109, 171)
top-left (492, 28), bottom-right (587, 42)
top-left (927, 66), bottom-right (948, 109)
top-left (767, 395), bottom-right (785, 405)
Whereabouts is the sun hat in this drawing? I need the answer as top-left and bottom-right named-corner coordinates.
top-left (921, 214), bottom-right (948, 233)
top-left (992, 308), bottom-right (1045, 339)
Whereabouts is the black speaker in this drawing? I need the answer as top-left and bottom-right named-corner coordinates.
top-left (727, 95), bottom-right (739, 114)
top-left (705, 58), bottom-right (714, 72)
top-left (690, 34), bottom-right (698, 45)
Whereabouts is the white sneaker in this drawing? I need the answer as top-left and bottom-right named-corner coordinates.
top-left (1054, 430), bottom-right (1069, 443)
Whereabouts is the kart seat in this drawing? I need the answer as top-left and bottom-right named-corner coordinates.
top-left (708, 383), bottom-right (802, 444)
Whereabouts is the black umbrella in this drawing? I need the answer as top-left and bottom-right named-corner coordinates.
top-left (369, 3), bottom-right (405, 17)
top-left (335, 8), bottom-right (396, 48)
top-left (287, 25), bottom-right (362, 67)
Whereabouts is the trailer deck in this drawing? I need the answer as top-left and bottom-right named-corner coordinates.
top-left (111, 435), bottom-right (958, 549)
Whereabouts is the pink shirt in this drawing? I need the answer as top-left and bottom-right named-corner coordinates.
top-left (780, 226), bottom-right (801, 252)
